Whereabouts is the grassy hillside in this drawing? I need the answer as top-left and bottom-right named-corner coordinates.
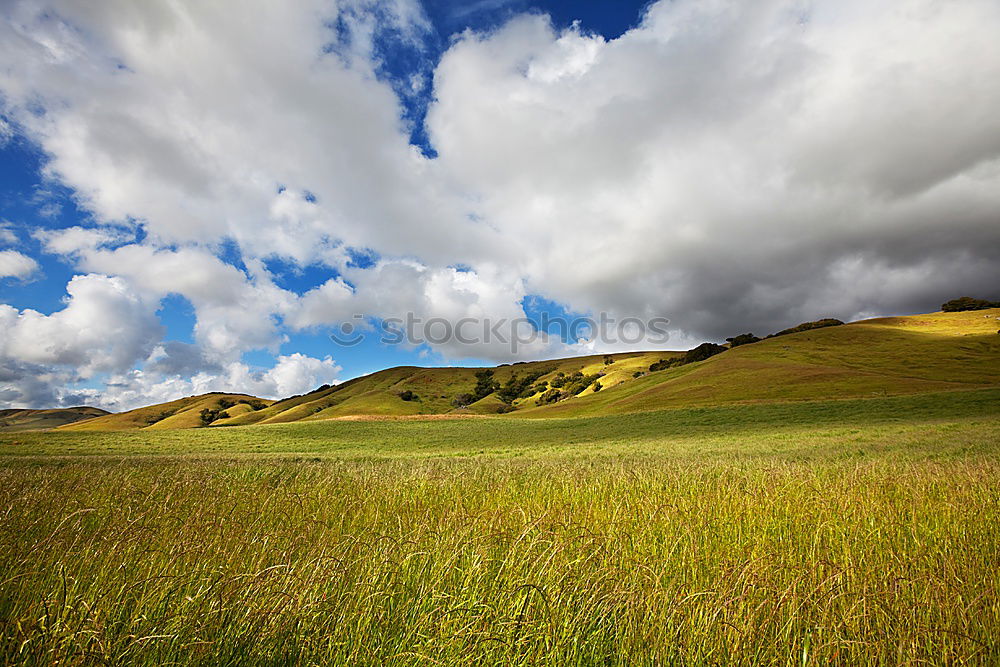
top-left (521, 308), bottom-right (1000, 417)
top-left (43, 308), bottom-right (1000, 431)
top-left (214, 352), bottom-right (672, 426)
top-left (214, 308), bottom-right (1000, 423)
top-left (60, 393), bottom-right (273, 431)
top-left (0, 407), bottom-right (108, 432)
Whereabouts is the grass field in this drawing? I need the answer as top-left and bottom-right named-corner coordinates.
top-left (2, 388), bottom-right (999, 665)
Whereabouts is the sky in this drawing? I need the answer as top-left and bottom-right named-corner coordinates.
top-left (1, 0), bottom-right (999, 411)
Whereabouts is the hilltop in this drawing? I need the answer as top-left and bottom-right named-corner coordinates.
top-left (56, 308), bottom-right (1000, 431)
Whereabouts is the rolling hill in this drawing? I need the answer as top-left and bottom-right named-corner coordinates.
top-left (521, 308), bottom-right (1000, 418)
top-left (54, 308), bottom-right (1000, 431)
top-left (60, 393), bottom-right (273, 431)
top-left (0, 407), bottom-right (109, 432)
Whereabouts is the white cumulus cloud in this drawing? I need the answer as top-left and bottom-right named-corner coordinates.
top-left (84, 353), bottom-right (342, 412)
top-left (0, 273), bottom-right (162, 375)
top-left (0, 250), bottom-right (39, 279)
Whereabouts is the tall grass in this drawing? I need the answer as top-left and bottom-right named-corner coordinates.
top-left (2, 454), bottom-right (998, 665)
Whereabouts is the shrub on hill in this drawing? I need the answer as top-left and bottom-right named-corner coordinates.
top-left (473, 370), bottom-right (499, 400)
top-left (592, 381), bottom-right (602, 392)
top-left (496, 369), bottom-right (552, 403)
top-left (452, 369), bottom-right (504, 408)
top-left (548, 371), bottom-right (603, 396)
top-left (536, 388), bottom-right (564, 405)
top-left (199, 408), bottom-right (221, 426)
top-left (766, 318), bottom-right (844, 339)
top-left (398, 390), bottom-right (418, 402)
top-left (535, 371), bottom-right (604, 405)
top-left (726, 333), bottom-right (760, 347)
top-left (686, 343), bottom-right (726, 363)
top-left (941, 297), bottom-right (999, 312)
top-left (648, 358), bottom-right (678, 372)
top-left (649, 342), bottom-right (727, 373)
top-left (603, 355), bottom-right (614, 365)
top-left (496, 404), bottom-right (516, 414)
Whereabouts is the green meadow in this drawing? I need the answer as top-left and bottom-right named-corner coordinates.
top-left (2, 388), bottom-right (999, 665)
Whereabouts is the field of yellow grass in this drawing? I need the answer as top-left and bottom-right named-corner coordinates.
top-left (3, 386), bottom-right (1000, 664)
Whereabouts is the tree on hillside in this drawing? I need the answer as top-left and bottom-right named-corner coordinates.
top-left (941, 296), bottom-right (999, 312)
top-left (451, 393), bottom-right (475, 408)
top-left (766, 319), bottom-right (843, 338)
top-left (685, 342), bottom-right (726, 363)
top-left (473, 370), bottom-right (499, 400)
top-left (726, 333), bottom-right (760, 347)
top-left (199, 408), bottom-right (220, 426)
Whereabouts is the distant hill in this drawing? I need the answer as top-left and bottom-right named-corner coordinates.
top-left (0, 407), bottom-right (109, 432)
top-left (59, 393), bottom-right (273, 432)
top-left (46, 307), bottom-right (1000, 431)
top-left (211, 351), bottom-right (673, 426)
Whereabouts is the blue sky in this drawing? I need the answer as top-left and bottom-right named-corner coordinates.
top-left (1, 0), bottom-right (998, 409)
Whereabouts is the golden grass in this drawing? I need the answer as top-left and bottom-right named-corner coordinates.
top-left (3, 387), bottom-right (999, 664)
top-left (1, 452), bottom-right (998, 665)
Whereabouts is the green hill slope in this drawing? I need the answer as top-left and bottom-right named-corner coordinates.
top-left (214, 352), bottom-right (673, 425)
top-left (0, 407), bottom-right (109, 432)
top-left (50, 308), bottom-right (1000, 430)
top-left (522, 308), bottom-right (1000, 417)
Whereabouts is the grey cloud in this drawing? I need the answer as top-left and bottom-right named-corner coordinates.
top-left (0, 359), bottom-right (70, 408)
top-left (426, 0), bottom-right (1000, 341)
